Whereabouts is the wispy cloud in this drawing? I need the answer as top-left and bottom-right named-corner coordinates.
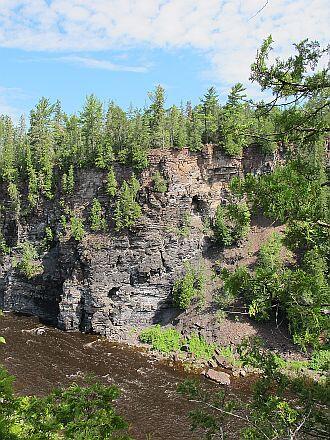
top-left (0, 86), bottom-right (27, 120)
top-left (0, 1), bottom-right (328, 92)
top-left (56, 55), bottom-right (149, 72)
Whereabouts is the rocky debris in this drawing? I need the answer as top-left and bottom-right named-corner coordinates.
top-left (205, 369), bottom-right (231, 385)
top-left (22, 326), bottom-right (47, 335)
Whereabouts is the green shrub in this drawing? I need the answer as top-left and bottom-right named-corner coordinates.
top-left (213, 205), bottom-right (233, 246)
top-left (152, 171), bottom-right (168, 193)
top-left (114, 175), bottom-right (141, 231)
top-left (0, 231), bottom-right (10, 256)
top-left (106, 167), bottom-right (117, 197)
top-left (139, 325), bottom-right (182, 354)
top-left (70, 215), bottom-right (85, 241)
top-left (226, 201), bottom-right (251, 241)
top-left (213, 202), bottom-right (250, 246)
top-left (309, 349), bottom-right (330, 372)
top-left (16, 241), bottom-right (43, 279)
top-left (173, 264), bottom-right (205, 309)
top-left (0, 365), bottom-right (131, 440)
top-left (230, 161), bottom-right (325, 223)
top-left (62, 165), bottom-right (75, 195)
top-left (90, 198), bottom-right (107, 232)
top-left (186, 333), bottom-right (216, 360)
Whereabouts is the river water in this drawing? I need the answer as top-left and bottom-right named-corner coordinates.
top-left (0, 313), bottom-right (229, 440)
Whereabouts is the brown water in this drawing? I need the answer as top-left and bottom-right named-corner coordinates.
top-left (0, 313), bottom-right (225, 440)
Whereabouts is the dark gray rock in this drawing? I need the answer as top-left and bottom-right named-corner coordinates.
top-left (0, 145), bottom-right (278, 340)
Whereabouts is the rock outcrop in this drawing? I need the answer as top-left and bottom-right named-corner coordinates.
top-left (0, 145), bottom-right (278, 339)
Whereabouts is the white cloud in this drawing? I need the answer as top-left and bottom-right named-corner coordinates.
top-left (0, 86), bottom-right (27, 121)
top-left (55, 55), bottom-right (149, 72)
top-left (0, 0), bottom-right (329, 91)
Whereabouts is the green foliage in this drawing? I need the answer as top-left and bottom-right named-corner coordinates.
top-left (70, 215), bottom-right (85, 241)
top-left (114, 175), bottom-right (141, 231)
top-left (213, 205), bottom-right (232, 246)
top-left (139, 325), bottom-right (182, 354)
top-left (0, 365), bottom-right (131, 440)
top-left (90, 198), bottom-right (107, 232)
top-left (233, 160), bottom-right (326, 223)
top-left (309, 349), bottom-right (330, 372)
top-left (106, 167), bottom-right (118, 197)
top-left (0, 230), bottom-right (10, 256)
top-left (186, 333), bottom-right (216, 360)
top-left (213, 202), bottom-right (250, 246)
top-left (139, 326), bottom-right (216, 360)
top-left (152, 171), bottom-right (167, 193)
top-left (179, 337), bottom-right (330, 440)
top-left (62, 165), bottom-right (75, 195)
top-left (221, 233), bottom-right (284, 321)
top-left (148, 85), bottom-right (167, 148)
top-left (173, 264), bottom-right (205, 309)
top-left (15, 241), bottom-right (43, 279)
top-left (220, 231), bottom-right (329, 349)
top-left (42, 226), bottom-right (54, 249)
top-left (7, 182), bottom-right (20, 215)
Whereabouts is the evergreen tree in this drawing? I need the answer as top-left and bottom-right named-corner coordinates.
top-left (105, 101), bottom-right (128, 152)
top-left (106, 167), bottom-right (117, 197)
top-left (114, 175), bottom-right (141, 231)
top-left (80, 94), bottom-right (104, 166)
top-left (90, 198), bottom-right (107, 231)
top-left (200, 86), bottom-right (220, 143)
top-left (187, 110), bottom-right (203, 151)
top-left (168, 106), bottom-right (187, 149)
top-left (28, 97), bottom-right (55, 199)
top-left (148, 85), bottom-right (167, 148)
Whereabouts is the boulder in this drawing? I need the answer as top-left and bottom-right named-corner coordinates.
top-left (205, 369), bottom-right (231, 385)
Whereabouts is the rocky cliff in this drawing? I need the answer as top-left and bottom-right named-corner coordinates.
top-left (0, 145), bottom-right (278, 339)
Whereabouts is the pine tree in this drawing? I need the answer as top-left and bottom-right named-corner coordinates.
top-left (90, 198), bottom-right (107, 231)
top-left (106, 167), bottom-right (117, 197)
top-left (114, 175), bottom-right (141, 231)
top-left (80, 94), bottom-right (104, 166)
top-left (28, 97), bottom-right (55, 199)
top-left (148, 85), bottom-right (167, 148)
top-left (187, 110), bottom-right (203, 151)
top-left (200, 87), bottom-right (220, 143)
top-left (168, 106), bottom-right (187, 149)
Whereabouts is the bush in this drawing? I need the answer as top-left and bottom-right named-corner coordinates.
top-left (0, 365), bottom-right (131, 440)
top-left (186, 333), bottom-right (216, 360)
top-left (114, 175), bottom-right (141, 231)
top-left (231, 161), bottom-right (326, 223)
top-left (70, 215), bottom-right (85, 241)
top-left (0, 231), bottom-right (10, 256)
top-left (139, 325), bottom-right (182, 354)
top-left (213, 205), bottom-right (233, 246)
top-left (15, 241), bottom-right (43, 279)
top-left (173, 264), bottom-right (205, 309)
top-left (90, 198), bottom-right (107, 232)
top-left (213, 202), bottom-right (250, 246)
top-left (152, 171), bottom-right (168, 193)
top-left (106, 167), bottom-right (117, 197)
top-left (309, 349), bottom-right (330, 372)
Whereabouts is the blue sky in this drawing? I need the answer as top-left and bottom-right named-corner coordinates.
top-left (0, 0), bottom-right (329, 120)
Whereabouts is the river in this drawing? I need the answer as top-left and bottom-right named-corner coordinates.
top-left (0, 313), bottom-right (232, 440)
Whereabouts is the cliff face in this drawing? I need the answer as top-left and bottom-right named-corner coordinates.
top-left (0, 145), bottom-right (278, 339)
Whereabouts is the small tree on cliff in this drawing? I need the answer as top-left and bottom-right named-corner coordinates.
top-left (114, 175), bottom-right (141, 231)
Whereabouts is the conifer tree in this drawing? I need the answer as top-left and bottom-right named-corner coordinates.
top-left (148, 85), bottom-right (167, 148)
top-left (28, 97), bottom-right (55, 199)
top-left (106, 167), bottom-right (117, 197)
top-left (200, 87), bottom-right (220, 143)
top-left (80, 94), bottom-right (104, 165)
